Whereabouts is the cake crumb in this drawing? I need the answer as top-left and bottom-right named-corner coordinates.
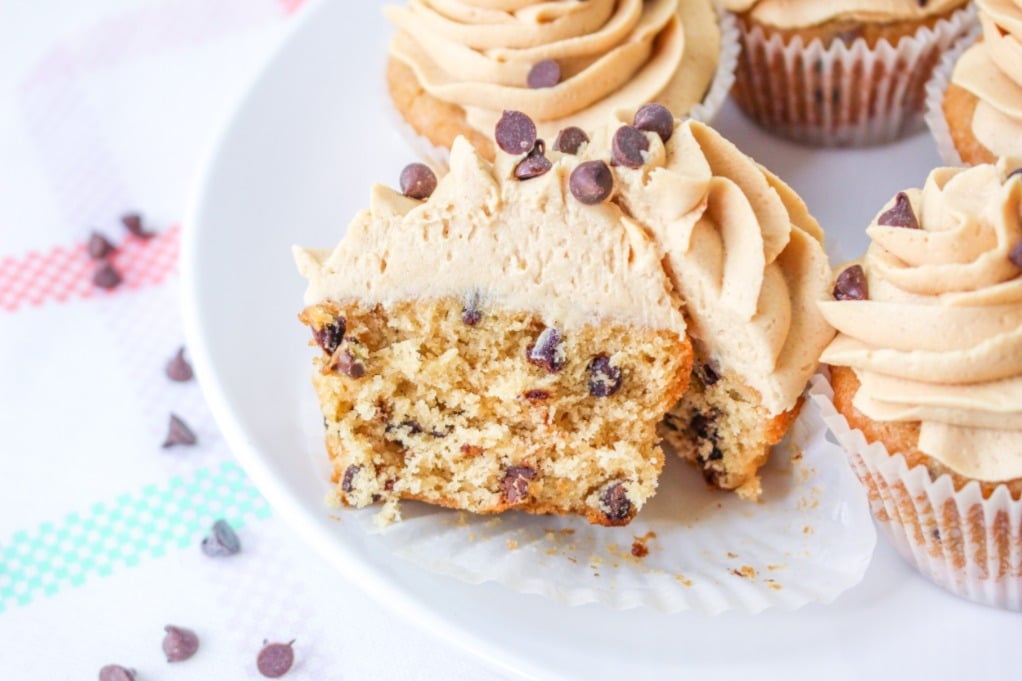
top-left (803, 525), bottom-right (814, 535)
top-left (373, 499), bottom-right (402, 527)
top-left (766, 579), bottom-right (782, 591)
top-left (506, 540), bottom-right (518, 551)
top-left (727, 551), bottom-right (738, 559)
top-left (674, 574), bottom-right (693, 587)
top-left (767, 563), bottom-right (786, 572)
top-left (731, 565), bottom-right (757, 579)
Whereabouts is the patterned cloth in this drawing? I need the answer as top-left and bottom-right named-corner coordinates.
top-left (0, 1), bottom-right (504, 678)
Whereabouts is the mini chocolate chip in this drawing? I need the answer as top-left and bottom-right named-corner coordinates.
top-left (166, 346), bottom-right (193, 382)
top-left (514, 140), bottom-right (552, 180)
top-left (587, 355), bottom-right (622, 397)
top-left (834, 264), bottom-right (868, 301)
top-left (201, 519), bottom-right (240, 557)
top-left (700, 364), bottom-right (720, 386)
top-left (163, 625), bottom-right (200, 662)
top-left (99, 665), bottom-right (137, 681)
top-left (88, 231), bottom-right (114, 260)
top-left (553, 126), bottom-right (589, 154)
top-left (462, 290), bottom-right (482, 325)
top-left (1010, 239), bottom-right (1022, 269)
top-left (569, 160), bottom-right (613, 204)
top-left (501, 465), bottom-right (537, 504)
top-left (877, 192), bottom-right (919, 229)
top-left (523, 389), bottom-right (550, 400)
top-left (257, 640), bottom-right (295, 678)
top-left (495, 110), bottom-right (537, 154)
top-left (335, 349), bottom-right (366, 378)
top-left (399, 163), bottom-right (437, 200)
top-left (162, 414), bottom-right (197, 448)
top-left (122, 212), bottom-right (154, 239)
top-left (93, 262), bottom-right (122, 290)
top-left (705, 446), bottom-right (724, 462)
top-left (612, 125), bottom-right (649, 168)
top-left (527, 59), bottom-right (560, 89)
top-left (313, 317), bottom-right (345, 355)
top-left (341, 464), bottom-right (361, 493)
top-left (689, 412), bottom-right (713, 440)
top-left (527, 327), bottom-right (565, 372)
top-left (633, 103), bottom-right (674, 142)
top-left (384, 479), bottom-right (395, 491)
top-left (601, 482), bottom-right (632, 523)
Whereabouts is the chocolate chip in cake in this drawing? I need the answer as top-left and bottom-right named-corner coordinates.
top-left (699, 364), bottom-right (720, 387)
top-left (341, 464), bottom-right (361, 493)
top-left (553, 126), bottom-right (589, 155)
top-left (313, 317), bottom-right (345, 355)
top-left (514, 140), bottom-right (553, 180)
top-left (833, 264), bottom-right (868, 301)
top-left (162, 414), bottom-right (197, 448)
top-left (877, 192), bottom-right (919, 229)
top-left (523, 389), bottom-right (550, 400)
top-left (399, 163), bottom-right (437, 200)
top-left (163, 625), bottom-right (200, 663)
top-left (88, 231), bottom-right (115, 260)
top-left (201, 519), bottom-right (241, 557)
top-left (495, 110), bottom-right (537, 154)
top-left (601, 482), bottom-right (632, 523)
top-left (569, 160), bottom-right (613, 204)
top-left (527, 59), bottom-right (561, 89)
top-left (501, 465), bottom-right (537, 504)
top-left (1008, 168), bottom-right (1022, 183)
top-left (689, 412), bottom-right (714, 440)
top-left (99, 665), bottom-right (137, 681)
top-left (612, 125), bottom-right (649, 169)
top-left (121, 212), bottom-right (154, 239)
top-left (527, 327), bottom-right (565, 372)
top-left (257, 640), bottom-right (295, 678)
top-left (1010, 239), bottom-right (1022, 269)
top-left (633, 103), bottom-right (674, 142)
top-left (335, 349), bottom-right (366, 378)
top-left (587, 355), bottom-right (622, 397)
top-left (93, 262), bottom-right (122, 290)
top-left (166, 346), bottom-right (193, 382)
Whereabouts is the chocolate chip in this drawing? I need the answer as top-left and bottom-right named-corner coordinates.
top-left (601, 482), bottom-right (632, 523)
top-left (163, 625), bottom-right (200, 663)
top-left (526, 327), bottom-right (565, 372)
top-left (527, 59), bottom-right (561, 89)
top-left (313, 317), bottom-right (345, 355)
top-left (257, 640), bottom-right (295, 678)
top-left (495, 110), bottom-right (537, 154)
top-left (705, 446), bottom-right (724, 462)
top-left (121, 212), bottom-right (154, 239)
top-left (834, 264), bottom-right (868, 301)
top-left (88, 231), bottom-right (114, 260)
top-left (1008, 168), bottom-right (1022, 182)
top-left (162, 414), bottom-right (197, 448)
top-left (553, 126), bottom-right (588, 154)
top-left (1010, 239), bottom-right (1022, 269)
top-left (514, 140), bottom-right (552, 180)
top-left (399, 163), bottom-right (437, 200)
top-left (335, 349), bottom-right (366, 378)
top-left (612, 125), bottom-right (649, 168)
top-left (689, 412), bottom-right (713, 440)
top-left (99, 665), bottom-right (137, 681)
top-left (633, 103), bottom-right (674, 142)
top-left (201, 519), bottom-right (240, 557)
top-left (166, 347), bottom-right (193, 382)
top-left (569, 160), bottom-right (613, 204)
top-left (835, 27), bottom-right (863, 44)
top-left (700, 364), bottom-right (720, 386)
top-left (341, 464), bottom-right (361, 493)
top-left (587, 355), bottom-right (622, 397)
top-left (93, 262), bottom-right (122, 290)
top-left (877, 192), bottom-right (919, 229)
top-left (501, 465), bottom-right (537, 504)
top-left (523, 389), bottom-right (550, 400)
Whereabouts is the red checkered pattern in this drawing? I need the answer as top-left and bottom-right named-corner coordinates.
top-left (0, 226), bottom-right (180, 313)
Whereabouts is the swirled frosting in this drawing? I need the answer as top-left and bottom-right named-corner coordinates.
top-left (819, 164), bottom-right (1022, 481)
top-left (720, 0), bottom-right (964, 28)
top-left (385, 0), bottom-right (720, 140)
top-left (950, 0), bottom-right (1022, 166)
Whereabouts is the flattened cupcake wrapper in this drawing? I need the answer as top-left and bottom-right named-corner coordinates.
top-left (808, 374), bottom-right (1022, 611)
top-left (924, 27), bottom-right (982, 167)
top-left (732, 4), bottom-right (976, 147)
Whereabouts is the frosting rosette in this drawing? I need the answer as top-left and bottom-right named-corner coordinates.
top-left (819, 164), bottom-right (1022, 481)
top-left (721, 0), bottom-right (966, 29)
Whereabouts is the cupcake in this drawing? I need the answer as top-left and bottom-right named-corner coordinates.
top-left (723, 0), bottom-right (975, 146)
top-left (814, 163), bottom-right (1022, 609)
top-left (383, 0), bottom-right (737, 162)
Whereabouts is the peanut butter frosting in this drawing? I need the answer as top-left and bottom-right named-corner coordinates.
top-left (950, 0), bottom-right (1022, 166)
top-left (721, 0), bottom-right (964, 28)
top-left (819, 164), bottom-right (1022, 481)
top-left (384, 0), bottom-right (720, 141)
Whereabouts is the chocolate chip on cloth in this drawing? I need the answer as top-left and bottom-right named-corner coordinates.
top-left (162, 414), bottom-right (197, 448)
top-left (166, 347), bottom-right (194, 382)
top-left (633, 103), bottom-right (674, 143)
top-left (494, 110), bottom-right (536, 154)
top-left (612, 125), bottom-right (649, 169)
top-left (399, 163), bottom-right (437, 200)
top-left (121, 212), bottom-right (155, 239)
top-left (257, 640), bottom-right (296, 678)
top-left (587, 355), bottom-right (622, 397)
top-left (93, 262), bottom-right (122, 290)
top-left (876, 192), bottom-right (919, 229)
top-left (99, 665), bottom-right (137, 681)
top-left (88, 231), bottom-right (115, 260)
top-left (569, 160), bottom-right (613, 205)
top-left (526, 59), bottom-right (560, 89)
top-left (514, 140), bottom-right (552, 180)
top-left (526, 327), bottom-right (565, 373)
top-left (201, 518), bottom-right (241, 557)
top-left (501, 465), bottom-right (537, 504)
top-left (553, 126), bottom-right (588, 155)
top-left (162, 625), bottom-right (200, 663)
top-left (833, 264), bottom-right (869, 301)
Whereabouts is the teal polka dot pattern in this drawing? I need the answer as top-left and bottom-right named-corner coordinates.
top-left (0, 461), bottom-right (270, 612)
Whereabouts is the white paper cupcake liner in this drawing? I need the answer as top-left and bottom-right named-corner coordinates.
top-left (924, 27), bottom-right (982, 167)
top-left (732, 4), bottom-right (977, 147)
top-left (808, 373), bottom-right (1022, 611)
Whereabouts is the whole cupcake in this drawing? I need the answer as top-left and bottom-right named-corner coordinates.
top-left (723, 0), bottom-right (975, 146)
top-left (383, 0), bottom-right (737, 162)
top-left (814, 163), bottom-right (1022, 609)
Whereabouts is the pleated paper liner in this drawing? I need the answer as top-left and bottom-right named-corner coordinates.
top-left (924, 26), bottom-right (982, 166)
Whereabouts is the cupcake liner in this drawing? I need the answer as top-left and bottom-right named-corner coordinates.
top-left (304, 384), bottom-right (876, 613)
top-left (924, 27), bottom-right (982, 167)
top-left (808, 373), bottom-right (1022, 611)
top-left (732, 4), bottom-right (977, 147)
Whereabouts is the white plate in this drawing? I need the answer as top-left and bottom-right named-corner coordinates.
top-left (182, 1), bottom-right (1022, 679)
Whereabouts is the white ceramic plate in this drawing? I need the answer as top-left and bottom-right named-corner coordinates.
top-left (182, 1), bottom-right (1022, 679)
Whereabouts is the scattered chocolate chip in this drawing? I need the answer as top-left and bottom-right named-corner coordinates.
top-left (121, 212), bottom-right (154, 239)
top-left (523, 389), bottom-right (550, 400)
top-left (569, 160), bottom-right (613, 204)
top-left (527, 327), bottom-right (565, 373)
top-left (201, 519), bottom-right (241, 557)
top-left (611, 125), bottom-right (649, 168)
top-left (257, 640), bottom-right (295, 678)
top-left (501, 465), bottom-right (537, 504)
top-left (553, 126), bottom-right (588, 154)
top-left (399, 163), bottom-right (437, 200)
top-left (163, 625), bottom-right (200, 662)
top-left (1010, 239), bottom-right (1022, 269)
top-left (335, 349), bottom-right (366, 378)
top-left (99, 665), bottom-right (137, 681)
top-left (877, 192), bottom-right (919, 229)
top-left (633, 103), bottom-right (674, 142)
top-left (833, 264), bottom-right (868, 301)
top-left (313, 317), bottom-right (345, 355)
top-left (162, 414), bottom-right (197, 448)
top-left (495, 110), bottom-right (537, 154)
top-left (341, 464), bottom-right (361, 493)
top-left (601, 482), bottom-right (632, 523)
top-left (514, 140), bottom-right (552, 180)
top-left (166, 346), bottom-right (193, 382)
top-left (88, 231), bottom-right (115, 260)
top-left (587, 355), bottom-right (622, 397)
top-left (93, 262), bottom-right (122, 290)
top-left (527, 59), bottom-right (561, 89)
top-left (699, 364), bottom-right (720, 387)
